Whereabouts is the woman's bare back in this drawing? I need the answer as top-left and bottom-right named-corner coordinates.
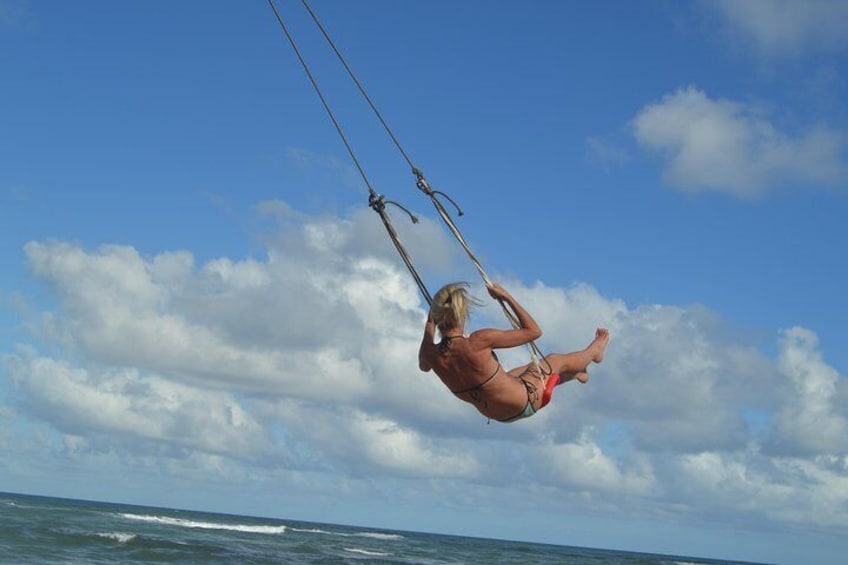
top-left (425, 334), bottom-right (541, 420)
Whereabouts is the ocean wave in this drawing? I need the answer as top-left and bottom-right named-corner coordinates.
top-left (343, 547), bottom-right (391, 557)
top-left (291, 527), bottom-right (334, 534)
top-left (118, 513), bottom-right (286, 535)
top-left (290, 527), bottom-right (403, 541)
top-left (354, 532), bottom-right (404, 541)
top-left (95, 532), bottom-right (137, 544)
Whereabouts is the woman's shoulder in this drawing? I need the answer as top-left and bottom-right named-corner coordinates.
top-left (467, 328), bottom-right (501, 349)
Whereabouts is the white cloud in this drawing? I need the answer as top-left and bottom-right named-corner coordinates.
top-left (676, 450), bottom-right (848, 529)
top-left (505, 282), bottom-right (769, 453)
top-left (531, 428), bottom-right (658, 498)
top-left (0, 405), bottom-right (16, 451)
top-left (768, 327), bottom-right (848, 455)
top-left (633, 86), bottom-right (846, 197)
top-left (262, 400), bottom-right (481, 478)
top-left (22, 238), bottom-right (380, 402)
top-left (4, 348), bottom-right (270, 459)
top-left (3, 201), bottom-right (848, 534)
top-left (711, 0), bottom-right (848, 58)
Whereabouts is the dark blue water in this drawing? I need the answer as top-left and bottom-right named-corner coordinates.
top-left (0, 492), bottom-right (768, 564)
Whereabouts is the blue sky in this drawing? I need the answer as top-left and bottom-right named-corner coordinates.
top-left (2, 1), bottom-right (847, 564)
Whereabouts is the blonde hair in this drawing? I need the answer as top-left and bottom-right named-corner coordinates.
top-left (430, 282), bottom-right (481, 330)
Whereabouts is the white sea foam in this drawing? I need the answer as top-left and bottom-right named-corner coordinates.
top-left (118, 513), bottom-right (286, 535)
top-left (291, 527), bottom-right (333, 535)
top-left (343, 547), bottom-right (391, 557)
top-left (291, 527), bottom-right (403, 541)
top-left (355, 531), bottom-right (404, 541)
top-left (96, 532), bottom-right (137, 543)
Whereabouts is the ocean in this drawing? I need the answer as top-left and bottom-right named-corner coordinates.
top-left (0, 492), bottom-right (767, 564)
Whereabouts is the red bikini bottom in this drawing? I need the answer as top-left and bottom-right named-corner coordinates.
top-left (541, 373), bottom-right (560, 407)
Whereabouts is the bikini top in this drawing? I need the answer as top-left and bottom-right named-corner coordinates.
top-left (438, 335), bottom-right (501, 396)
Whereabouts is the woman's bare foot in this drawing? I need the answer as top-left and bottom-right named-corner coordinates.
top-left (588, 328), bottom-right (610, 363)
top-left (574, 371), bottom-right (589, 383)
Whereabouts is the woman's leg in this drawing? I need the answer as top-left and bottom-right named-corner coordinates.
top-left (543, 328), bottom-right (609, 385)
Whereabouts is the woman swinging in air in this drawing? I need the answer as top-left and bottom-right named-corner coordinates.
top-left (419, 282), bottom-right (609, 423)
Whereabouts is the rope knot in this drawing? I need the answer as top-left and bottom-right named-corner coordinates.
top-left (368, 192), bottom-right (386, 212)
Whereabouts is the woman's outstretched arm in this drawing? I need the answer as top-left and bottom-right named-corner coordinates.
top-left (472, 283), bottom-right (542, 350)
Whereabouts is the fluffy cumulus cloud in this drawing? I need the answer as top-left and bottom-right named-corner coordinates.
top-left (5, 350), bottom-right (269, 459)
top-left (768, 327), bottom-right (848, 456)
top-left (710, 0), bottom-right (848, 58)
top-left (528, 428), bottom-right (658, 499)
top-left (633, 86), bottom-right (847, 197)
top-left (1, 201), bottom-right (847, 535)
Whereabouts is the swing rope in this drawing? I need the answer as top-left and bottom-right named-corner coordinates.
top-left (268, 0), bottom-right (548, 372)
top-left (267, 0), bottom-right (431, 306)
top-left (296, 0), bottom-right (416, 172)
